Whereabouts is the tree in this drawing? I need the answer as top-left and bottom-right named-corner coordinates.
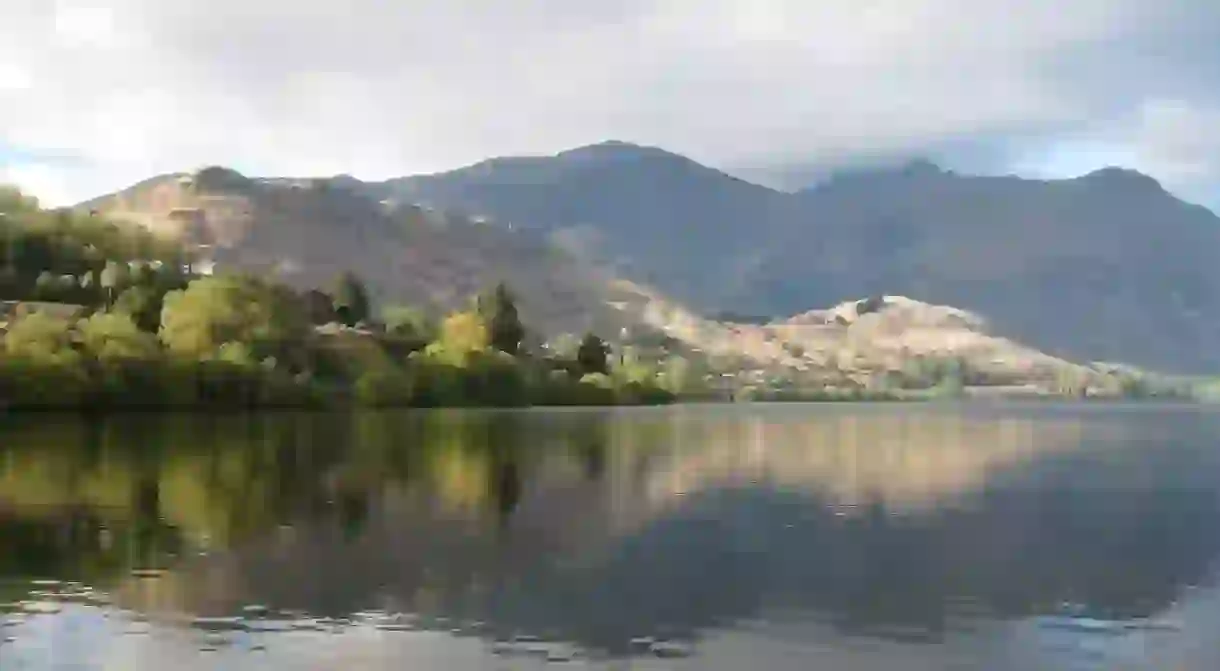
top-left (0, 312), bottom-right (88, 406)
top-left (78, 312), bottom-right (160, 362)
top-left (34, 271), bottom-right (57, 300)
top-left (128, 261), bottom-right (157, 287)
top-left (303, 288), bottom-right (337, 325)
top-left (432, 310), bottom-right (489, 358)
top-left (333, 271), bottom-right (370, 327)
top-left (99, 260), bottom-right (128, 307)
top-left (856, 295), bottom-right (887, 316)
top-left (113, 285), bottom-right (165, 333)
top-left (660, 355), bottom-right (694, 394)
top-left (159, 275), bottom-right (309, 362)
top-left (477, 282), bottom-right (525, 356)
top-left (576, 332), bottom-right (610, 375)
top-left (931, 358), bottom-right (966, 398)
top-left (3, 312), bottom-right (78, 363)
top-left (383, 304), bottom-right (434, 342)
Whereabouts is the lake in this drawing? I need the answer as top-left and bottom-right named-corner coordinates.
top-left (1, 403), bottom-right (1219, 670)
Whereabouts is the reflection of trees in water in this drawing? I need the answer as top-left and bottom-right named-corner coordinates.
top-left (1, 408), bottom-right (1219, 656)
top-left (0, 411), bottom-right (619, 587)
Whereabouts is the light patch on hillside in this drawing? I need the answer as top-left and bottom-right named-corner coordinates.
top-left (610, 282), bottom-right (1103, 388)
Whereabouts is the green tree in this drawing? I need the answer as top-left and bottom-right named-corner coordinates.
top-left (2, 312), bottom-right (78, 364)
top-left (477, 282), bottom-right (525, 356)
top-left (576, 332), bottom-right (610, 376)
top-left (333, 272), bottom-right (370, 327)
top-left (128, 261), bottom-right (159, 288)
top-left (659, 355), bottom-right (694, 394)
top-left (354, 369), bottom-right (414, 406)
top-left (303, 288), bottom-right (337, 325)
top-left (113, 285), bottom-right (166, 333)
top-left (159, 275), bottom-right (309, 362)
top-left (383, 305), bottom-right (435, 342)
top-left (932, 359), bottom-right (966, 398)
top-left (0, 313), bottom-right (88, 407)
top-left (34, 271), bottom-right (57, 300)
top-left (78, 312), bottom-right (161, 362)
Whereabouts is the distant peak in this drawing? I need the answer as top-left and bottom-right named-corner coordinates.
top-left (1078, 166), bottom-right (1164, 191)
top-left (327, 174), bottom-right (365, 189)
top-left (589, 139), bottom-right (638, 149)
top-left (556, 140), bottom-right (681, 162)
top-left (192, 166), bottom-right (252, 192)
top-left (900, 158), bottom-right (946, 176)
top-left (575, 139), bottom-right (645, 151)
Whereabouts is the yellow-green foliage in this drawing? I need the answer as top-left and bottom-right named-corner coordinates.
top-left (78, 312), bottom-right (160, 362)
top-left (0, 313), bottom-right (90, 406)
top-left (3, 312), bottom-right (79, 363)
top-left (427, 310), bottom-right (489, 365)
top-left (159, 275), bottom-right (308, 360)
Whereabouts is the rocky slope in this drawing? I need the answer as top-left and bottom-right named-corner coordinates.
top-left (608, 283), bottom-right (1109, 391)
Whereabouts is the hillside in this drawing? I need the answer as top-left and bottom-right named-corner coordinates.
top-left (607, 283), bottom-right (1111, 393)
top-left (374, 144), bottom-right (1220, 374)
top-left (76, 167), bottom-right (1152, 395)
top-left (376, 140), bottom-right (791, 304)
top-left (78, 168), bottom-right (637, 340)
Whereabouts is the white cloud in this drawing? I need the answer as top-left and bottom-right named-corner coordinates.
top-left (1127, 101), bottom-right (1220, 183)
top-left (53, 3), bottom-right (119, 49)
top-left (0, 62), bottom-right (33, 91)
top-left (0, 0), bottom-right (1218, 205)
top-left (1, 162), bottom-right (77, 207)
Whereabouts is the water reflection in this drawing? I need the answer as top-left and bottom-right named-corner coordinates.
top-left (1, 404), bottom-right (1219, 669)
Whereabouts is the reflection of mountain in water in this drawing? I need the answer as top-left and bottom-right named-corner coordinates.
top-left (2, 406), bottom-right (1220, 657)
top-left (636, 409), bottom-right (1096, 514)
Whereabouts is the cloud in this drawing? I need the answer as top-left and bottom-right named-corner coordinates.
top-left (0, 0), bottom-right (1219, 205)
top-left (53, 3), bottom-right (120, 49)
top-left (0, 161), bottom-right (80, 207)
top-left (1125, 101), bottom-right (1220, 184)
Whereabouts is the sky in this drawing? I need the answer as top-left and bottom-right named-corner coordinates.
top-left (1, 0), bottom-right (1220, 207)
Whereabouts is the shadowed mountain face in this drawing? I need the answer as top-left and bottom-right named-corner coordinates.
top-left (376, 141), bottom-right (792, 304)
top-left (376, 144), bottom-right (1220, 373)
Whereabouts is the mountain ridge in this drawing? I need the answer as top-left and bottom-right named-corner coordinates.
top-left (69, 165), bottom-right (1159, 395)
top-left (358, 141), bottom-right (1220, 373)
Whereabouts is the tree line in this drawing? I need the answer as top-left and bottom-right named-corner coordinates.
top-left (0, 187), bottom-right (686, 410)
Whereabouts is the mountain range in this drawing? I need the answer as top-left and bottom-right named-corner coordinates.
top-left (77, 141), bottom-right (1220, 375)
top-left (372, 142), bottom-right (1220, 373)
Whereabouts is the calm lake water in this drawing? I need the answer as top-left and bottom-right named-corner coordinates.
top-left (1, 403), bottom-right (1219, 670)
